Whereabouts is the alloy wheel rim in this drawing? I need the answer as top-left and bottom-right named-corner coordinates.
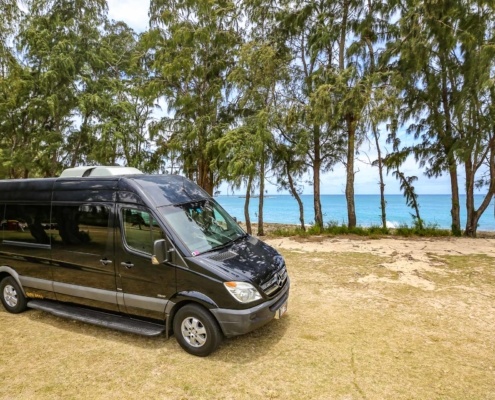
top-left (181, 316), bottom-right (207, 347)
top-left (3, 285), bottom-right (18, 308)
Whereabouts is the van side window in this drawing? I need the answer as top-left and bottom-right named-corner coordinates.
top-left (52, 205), bottom-right (111, 254)
top-left (0, 204), bottom-right (3, 216)
top-left (122, 208), bottom-right (161, 255)
top-left (2, 204), bottom-right (51, 245)
top-left (0, 203), bottom-right (4, 239)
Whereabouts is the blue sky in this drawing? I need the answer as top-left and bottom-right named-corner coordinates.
top-left (107, 0), bottom-right (474, 196)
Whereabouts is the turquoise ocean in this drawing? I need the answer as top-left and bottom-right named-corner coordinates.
top-left (216, 194), bottom-right (495, 232)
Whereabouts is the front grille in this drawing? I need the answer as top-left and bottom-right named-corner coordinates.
top-left (261, 266), bottom-right (288, 297)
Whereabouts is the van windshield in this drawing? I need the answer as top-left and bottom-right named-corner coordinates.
top-left (160, 200), bottom-right (245, 256)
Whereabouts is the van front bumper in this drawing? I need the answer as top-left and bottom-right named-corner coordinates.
top-left (210, 279), bottom-right (290, 337)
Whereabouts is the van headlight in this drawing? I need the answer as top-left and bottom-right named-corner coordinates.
top-left (224, 282), bottom-right (262, 303)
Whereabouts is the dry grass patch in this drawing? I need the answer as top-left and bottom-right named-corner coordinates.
top-left (1, 238), bottom-right (495, 399)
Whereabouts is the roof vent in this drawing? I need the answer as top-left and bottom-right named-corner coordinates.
top-left (60, 166), bottom-right (143, 178)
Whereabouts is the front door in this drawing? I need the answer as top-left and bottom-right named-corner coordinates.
top-left (116, 206), bottom-right (176, 321)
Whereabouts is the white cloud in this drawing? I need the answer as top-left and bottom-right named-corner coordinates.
top-left (107, 0), bottom-right (150, 32)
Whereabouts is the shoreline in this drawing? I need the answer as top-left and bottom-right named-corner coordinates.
top-left (217, 194), bottom-right (495, 232)
top-left (239, 222), bottom-right (495, 238)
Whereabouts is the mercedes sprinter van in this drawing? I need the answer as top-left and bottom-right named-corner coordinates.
top-left (0, 166), bottom-right (289, 356)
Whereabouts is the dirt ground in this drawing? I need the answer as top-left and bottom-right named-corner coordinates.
top-left (1, 234), bottom-right (494, 399)
top-left (266, 235), bottom-right (495, 291)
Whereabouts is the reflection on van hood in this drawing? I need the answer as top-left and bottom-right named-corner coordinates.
top-left (195, 235), bottom-right (283, 285)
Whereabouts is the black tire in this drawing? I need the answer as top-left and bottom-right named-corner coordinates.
top-left (173, 304), bottom-right (223, 357)
top-left (0, 276), bottom-right (28, 314)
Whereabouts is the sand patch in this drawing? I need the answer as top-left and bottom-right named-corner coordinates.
top-left (265, 236), bottom-right (495, 291)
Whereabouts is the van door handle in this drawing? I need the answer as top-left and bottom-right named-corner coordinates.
top-left (100, 258), bottom-right (112, 266)
top-left (121, 262), bottom-right (134, 269)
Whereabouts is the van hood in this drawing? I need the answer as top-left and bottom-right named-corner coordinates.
top-left (193, 235), bottom-right (285, 286)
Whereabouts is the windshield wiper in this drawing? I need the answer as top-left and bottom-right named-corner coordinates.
top-left (197, 241), bottom-right (232, 255)
top-left (231, 232), bottom-right (248, 243)
top-left (196, 232), bottom-right (247, 256)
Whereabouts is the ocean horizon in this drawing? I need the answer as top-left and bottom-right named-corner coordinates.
top-left (215, 194), bottom-right (495, 232)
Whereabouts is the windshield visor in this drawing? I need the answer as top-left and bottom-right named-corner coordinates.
top-left (160, 200), bottom-right (245, 256)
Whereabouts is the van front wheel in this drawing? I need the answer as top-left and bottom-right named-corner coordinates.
top-left (0, 276), bottom-right (28, 314)
top-left (173, 304), bottom-right (222, 357)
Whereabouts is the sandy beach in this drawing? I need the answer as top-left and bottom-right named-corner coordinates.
top-left (2, 231), bottom-right (494, 398)
top-left (264, 234), bottom-right (495, 291)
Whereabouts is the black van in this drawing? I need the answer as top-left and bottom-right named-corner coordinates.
top-left (0, 166), bottom-right (289, 356)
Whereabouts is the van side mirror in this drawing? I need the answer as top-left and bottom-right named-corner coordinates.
top-left (152, 239), bottom-right (171, 264)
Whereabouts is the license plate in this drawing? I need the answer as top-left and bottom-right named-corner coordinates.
top-left (275, 301), bottom-right (288, 319)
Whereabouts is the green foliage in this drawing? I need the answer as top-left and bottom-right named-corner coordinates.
top-left (394, 222), bottom-right (451, 238)
top-left (391, 170), bottom-right (423, 231)
top-left (0, 0), bottom-right (494, 237)
top-left (0, 0), bottom-right (162, 179)
top-left (271, 226), bottom-right (310, 237)
top-left (320, 221), bottom-right (388, 237)
top-left (384, 0), bottom-right (495, 236)
top-left (271, 221), bottom-right (451, 238)
top-left (145, 0), bottom-right (243, 193)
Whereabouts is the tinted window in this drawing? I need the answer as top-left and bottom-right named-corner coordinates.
top-left (52, 204), bottom-right (111, 254)
top-left (122, 208), bottom-right (161, 254)
top-left (0, 204), bottom-right (4, 239)
top-left (2, 204), bottom-right (51, 245)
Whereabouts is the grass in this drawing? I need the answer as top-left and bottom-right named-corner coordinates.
top-left (271, 221), bottom-right (453, 238)
top-left (1, 246), bottom-right (495, 399)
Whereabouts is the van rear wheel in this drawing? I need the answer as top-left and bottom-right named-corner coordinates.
top-left (173, 304), bottom-right (222, 357)
top-left (0, 276), bottom-right (28, 314)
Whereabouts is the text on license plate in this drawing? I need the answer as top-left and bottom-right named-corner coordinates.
top-left (275, 301), bottom-right (288, 319)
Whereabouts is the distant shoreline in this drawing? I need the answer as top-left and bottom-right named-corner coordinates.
top-left (238, 222), bottom-right (495, 237)
top-left (217, 194), bottom-right (495, 232)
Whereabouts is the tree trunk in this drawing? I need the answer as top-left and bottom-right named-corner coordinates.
top-left (448, 157), bottom-right (461, 236)
top-left (372, 124), bottom-right (387, 229)
top-left (197, 125), bottom-right (214, 195)
top-left (287, 164), bottom-right (305, 231)
top-left (340, 0), bottom-right (354, 228)
top-left (257, 153), bottom-right (265, 236)
top-left (362, 25), bottom-right (386, 230)
top-left (465, 190), bottom-right (495, 238)
top-left (198, 158), bottom-right (214, 195)
top-left (464, 157), bottom-right (475, 236)
top-left (411, 194), bottom-right (423, 230)
top-left (464, 137), bottom-right (495, 237)
top-left (244, 174), bottom-right (253, 235)
top-left (339, 0), bottom-right (349, 71)
top-left (439, 56), bottom-right (460, 236)
top-left (345, 114), bottom-right (356, 228)
top-left (313, 125), bottom-right (323, 228)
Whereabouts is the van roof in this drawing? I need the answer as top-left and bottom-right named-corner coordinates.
top-left (0, 174), bottom-right (210, 207)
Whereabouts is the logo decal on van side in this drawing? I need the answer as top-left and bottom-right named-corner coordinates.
top-left (26, 292), bottom-right (44, 299)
